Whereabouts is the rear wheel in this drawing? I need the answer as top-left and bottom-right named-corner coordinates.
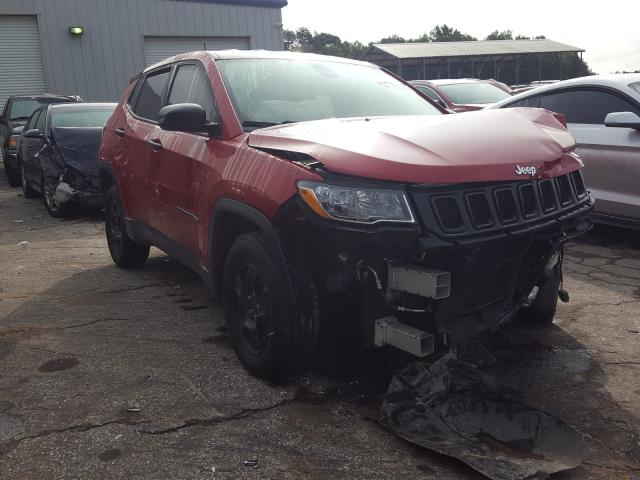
top-left (3, 153), bottom-right (20, 187)
top-left (42, 175), bottom-right (70, 218)
top-left (104, 186), bottom-right (149, 269)
top-left (20, 161), bottom-right (38, 198)
top-left (223, 232), bottom-right (319, 379)
top-left (516, 263), bottom-right (561, 325)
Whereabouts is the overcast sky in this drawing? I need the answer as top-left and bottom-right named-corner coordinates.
top-left (282, 0), bottom-right (639, 74)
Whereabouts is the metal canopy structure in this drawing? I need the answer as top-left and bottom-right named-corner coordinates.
top-left (363, 39), bottom-right (585, 84)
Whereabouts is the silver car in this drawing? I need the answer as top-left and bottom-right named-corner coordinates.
top-left (492, 74), bottom-right (640, 229)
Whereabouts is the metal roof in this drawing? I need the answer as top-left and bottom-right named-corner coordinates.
top-left (371, 39), bottom-right (584, 59)
top-left (187, 0), bottom-right (287, 6)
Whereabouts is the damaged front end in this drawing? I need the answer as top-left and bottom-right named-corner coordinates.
top-left (40, 127), bottom-right (104, 215)
top-left (278, 169), bottom-right (593, 356)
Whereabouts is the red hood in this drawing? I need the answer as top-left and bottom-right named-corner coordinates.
top-left (247, 108), bottom-right (582, 184)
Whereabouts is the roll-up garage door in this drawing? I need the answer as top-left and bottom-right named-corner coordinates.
top-left (144, 36), bottom-right (250, 66)
top-left (0, 16), bottom-right (47, 109)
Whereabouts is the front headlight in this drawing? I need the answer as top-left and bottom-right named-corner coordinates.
top-left (297, 181), bottom-right (415, 224)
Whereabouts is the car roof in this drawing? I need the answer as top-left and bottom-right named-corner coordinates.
top-left (416, 78), bottom-right (486, 86)
top-left (10, 94), bottom-right (78, 101)
top-left (493, 73), bottom-right (640, 107)
top-left (48, 102), bottom-right (116, 110)
top-left (143, 49), bottom-right (373, 74)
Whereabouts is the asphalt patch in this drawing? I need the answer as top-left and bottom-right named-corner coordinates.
top-left (38, 357), bottom-right (79, 373)
top-left (98, 448), bottom-right (122, 461)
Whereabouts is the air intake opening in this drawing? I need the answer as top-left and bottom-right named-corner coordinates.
top-left (466, 192), bottom-right (493, 228)
top-left (556, 174), bottom-right (573, 206)
top-left (519, 184), bottom-right (539, 218)
top-left (494, 188), bottom-right (518, 223)
top-left (432, 196), bottom-right (465, 232)
top-left (539, 180), bottom-right (558, 212)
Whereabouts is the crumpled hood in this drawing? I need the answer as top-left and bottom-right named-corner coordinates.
top-left (248, 108), bottom-right (581, 184)
top-left (39, 127), bottom-right (103, 186)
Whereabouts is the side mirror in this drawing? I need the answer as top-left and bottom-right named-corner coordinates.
top-left (158, 103), bottom-right (219, 136)
top-left (604, 111), bottom-right (640, 130)
top-left (24, 129), bottom-right (43, 139)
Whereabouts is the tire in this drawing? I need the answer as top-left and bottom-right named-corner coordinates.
top-left (104, 186), bottom-right (149, 269)
top-left (3, 152), bottom-right (20, 187)
top-left (20, 161), bottom-right (39, 198)
top-left (223, 232), bottom-right (319, 380)
top-left (516, 263), bottom-right (561, 325)
top-left (42, 175), bottom-right (71, 218)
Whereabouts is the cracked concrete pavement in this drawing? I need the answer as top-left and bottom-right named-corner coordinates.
top-left (0, 173), bottom-right (639, 480)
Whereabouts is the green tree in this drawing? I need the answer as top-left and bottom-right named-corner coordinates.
top-left (429, 24), bottom-right (477, 42)
top-left (379, 34), bottom-right (407, 44)
top-left (486, 30), bottom-right (513, 40)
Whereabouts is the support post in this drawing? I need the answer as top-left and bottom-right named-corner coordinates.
top-left (515, 56), bottom-right (520, 84)
top-left (538, 54), bottom-right (542, 81)
top-left (422, 59), bottom-right (427, 79)
top-left (398, 59), bottom-right (403, 78)
top-left (447, 58), bottom-right (451, 78)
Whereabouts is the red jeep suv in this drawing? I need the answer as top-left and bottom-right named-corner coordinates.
top-left (99, 51), bottom-right (593, 379)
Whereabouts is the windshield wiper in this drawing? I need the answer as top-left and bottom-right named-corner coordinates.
top-left (242, 120), bottom-right (297, 129)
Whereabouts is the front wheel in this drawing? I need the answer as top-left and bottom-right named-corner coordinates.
top-left (43, 175), bottom-right (70, 218)
top-left (104, 186), bottom-right (149, 269)
top-left (223, 232), bottom-right (319, 379)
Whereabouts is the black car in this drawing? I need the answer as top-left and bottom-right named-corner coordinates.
top-left (1, 94), bottom-right (82, 186)
top-left (18, 102), bottom-right (116, 217)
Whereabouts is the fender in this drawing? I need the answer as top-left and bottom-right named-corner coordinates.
top-left (98, 160), bottom-right (119, 202)
top-left (209, 198), bottom-right (295, 300)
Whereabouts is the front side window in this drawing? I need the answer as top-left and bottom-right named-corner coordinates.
top-left (51, 107), bottom-right (116, 128)
top-left (505, 96), bottom-right (541, 108)
top-left (167, 64), bottom-right (216, 122)
top-left (437, 83), bottom-right (511, 105)
top-left (217, 59), bottom-right (441, 128)
top-left (25, 110), bottom-right (41, 131)
top-left (133, 69), bottom-right (171, 122)
top-left (35, 109), bottom-right (47, 132)
top-left (540, 89), bottom-right (640, 124)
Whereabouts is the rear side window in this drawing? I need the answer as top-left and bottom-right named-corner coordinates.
top-left (127, 79), bottom-right (144, 109)
top-left (133, 69), bottom-right (171, 122)
top-left (539, 89), bottom-right (640, 124)
top-left (167, 64), bottom-right (216, 121)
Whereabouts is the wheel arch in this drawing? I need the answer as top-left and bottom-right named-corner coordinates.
top-left (98, 161), bottom-right (117, 202)
top-left (209, 198), bottom-right (295, 299)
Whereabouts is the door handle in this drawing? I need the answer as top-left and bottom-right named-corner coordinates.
top-left (148, 139), bottom-right (163, 152)
top-left (114, 128), bottom-right (125, 138)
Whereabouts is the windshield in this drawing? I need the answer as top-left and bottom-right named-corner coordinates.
top-left (217, 59), bottom-right (441, 127)
top-left (9, 99), bottom-right (42, 120)
top-left (50, 107), bottom-right (115, 128)
top-left (438, 83), bottom-right (511, 105)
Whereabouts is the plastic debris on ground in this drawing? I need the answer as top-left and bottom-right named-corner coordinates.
top-left (379, 353), bottom-right (584, 480)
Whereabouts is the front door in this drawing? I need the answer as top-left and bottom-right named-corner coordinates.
top-left (151, 62), bottom-right (219, 256)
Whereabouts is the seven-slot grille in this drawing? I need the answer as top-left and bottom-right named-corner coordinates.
top-left (418, 170), bottom-right (587, 235)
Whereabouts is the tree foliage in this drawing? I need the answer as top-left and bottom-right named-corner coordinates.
top-left (282, 25), bottom-right (592, 82)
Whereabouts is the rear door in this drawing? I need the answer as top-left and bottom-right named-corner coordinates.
top-left (152, 62), bottom-right (218, 255)
top-left (539, 88), bottom-right (640, 221)
top-left (124, 67), bottom-right (172, 227)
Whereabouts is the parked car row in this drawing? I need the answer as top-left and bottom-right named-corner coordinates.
top-left (1, 93), bottom-right (115, 217)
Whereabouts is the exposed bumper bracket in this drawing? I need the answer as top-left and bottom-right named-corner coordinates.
top-left (374, 316), bottom-right (435, 357)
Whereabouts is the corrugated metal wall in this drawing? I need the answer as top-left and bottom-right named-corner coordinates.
top-left (0, 0), bottom-right (284, 101)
